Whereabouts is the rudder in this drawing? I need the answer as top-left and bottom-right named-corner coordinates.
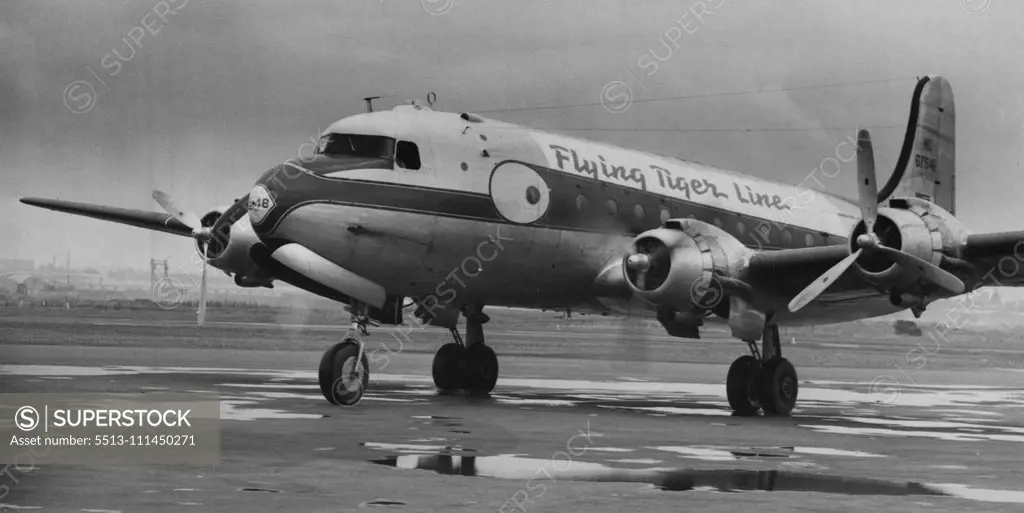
top-left (883, 75), bottom-right (956, 214)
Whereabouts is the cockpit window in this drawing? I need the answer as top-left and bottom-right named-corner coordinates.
top-left (396, 141), bottom-right (421, 170)
top-left (316, 133), bottom-right (396, 160)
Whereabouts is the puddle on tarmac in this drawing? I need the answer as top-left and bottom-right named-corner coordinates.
top-left (360, 499), bottom-right (407, 507)
top-left (370, 453), bottom-right (1023, 503)
top-left (220, 400), bottom-right (323, 421)
top-left (650, 445), bottom-right (884, 461)
top-left (800, 424), bottom-right (1024, 443)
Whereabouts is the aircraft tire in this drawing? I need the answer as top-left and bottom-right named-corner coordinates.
top-left (328, 338), bottom-right (369, 406)
top-left (432, 343), bottom-right (465, 391)
top-left (758, 358), bottom-right (798, 416)
top-left (318, 342), bottom-right (345, 404)
top-left (726, 355), bottom-right (761, 416)
top-left (460, 344), bottom-right (499, 395)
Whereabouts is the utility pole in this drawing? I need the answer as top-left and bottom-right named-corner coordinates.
top-left (66, 250), bottom-right (71, 286)
top-left (150, 258), bottom-right (168, 291)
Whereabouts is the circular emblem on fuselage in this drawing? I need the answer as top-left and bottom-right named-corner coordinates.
top-left (488, 161), bottom-right (551, 224)
top-left (247, 185), bottom-right (276, 225)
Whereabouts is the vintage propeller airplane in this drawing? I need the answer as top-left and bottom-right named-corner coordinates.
top-left (21, 75), bottom-right (1024, 416)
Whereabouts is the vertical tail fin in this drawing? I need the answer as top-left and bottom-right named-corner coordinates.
top-left (880, 76), bottom-right (956, 214)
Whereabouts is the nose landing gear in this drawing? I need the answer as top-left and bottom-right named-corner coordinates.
top-left (318, 302), bottom-right (375, 406)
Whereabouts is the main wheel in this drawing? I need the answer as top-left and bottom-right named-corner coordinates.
top-left (460, 344), bottom-right (499, 395)
top-left (328, 339), bottom-right (369, 406)
top-left (726, 355), bottom-right (761, 416)
top-left (432, 343), bottom-right (465, 391)
top-left (318, 342), bottom-right (345, 404)
top-left (758, 358), bottom-right (798, 416)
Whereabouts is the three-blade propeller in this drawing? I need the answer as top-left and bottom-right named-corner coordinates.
top-left (152, 190), bottom-right (212, 326)
top-left (787, 130), bottom-right (964, 313)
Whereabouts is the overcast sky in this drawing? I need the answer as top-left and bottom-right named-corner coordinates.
top-left (3, 0), bottom-right (1022, 269)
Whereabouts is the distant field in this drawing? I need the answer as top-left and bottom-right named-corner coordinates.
top-left (2, 302), bottom-right (1023, 372)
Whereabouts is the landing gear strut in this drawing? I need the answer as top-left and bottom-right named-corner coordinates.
top-left (431, 305), bottom-right (499, 396)
top-left (726, 324), bottom-right (798, 416)
top-left (318, 301), bottom-right (373, 406)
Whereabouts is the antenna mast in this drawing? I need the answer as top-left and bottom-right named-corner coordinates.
top-left (364, 96), bottom-right (380, 113)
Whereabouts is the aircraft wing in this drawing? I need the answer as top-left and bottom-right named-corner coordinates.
top-left (745, 244), bottom-right (860, 299)
top-left (961, 230), bottom-right (1024, 286)
top-left (20, 197), bottom-right (194, 238)
top-left (746, 230), bottom-right (1024, 298)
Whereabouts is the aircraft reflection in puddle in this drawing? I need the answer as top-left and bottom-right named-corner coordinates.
top-left (371, 453), bottom-right (1024, 503)
top-left (372, 453), bottom-right (938, 495)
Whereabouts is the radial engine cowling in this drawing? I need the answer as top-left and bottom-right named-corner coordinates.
top-left (623, 219), bottom-right (752, 313)
top-left (850, 198), bottom-right (968, 293)
top-left (195, 208), bottom-right (267, 286)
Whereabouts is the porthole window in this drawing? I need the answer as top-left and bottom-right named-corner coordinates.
top-left (460, 162), bottom-right (468, 171)
top-left (713, 218), bottom-right (722, 228)
top-left (633, 204), bottom-right (646, 220)
top-left (736, 221), bottom-right (746, 236)
top-left (576, 194), bottom-right (588, 212)
top-left (782, 229), bottom-right (793, 246)
top-left (660, 207), bottom-right (671, 223)
top-left (804, 233), bottom-right (815, 247)
top-left (605, 198), bottom-right (618, 216)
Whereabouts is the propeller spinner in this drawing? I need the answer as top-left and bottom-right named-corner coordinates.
top-left (786, 130), bottom-right (964, 313)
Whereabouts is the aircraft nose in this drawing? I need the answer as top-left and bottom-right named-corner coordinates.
top-left (248, 162), bottom-right (309, 237)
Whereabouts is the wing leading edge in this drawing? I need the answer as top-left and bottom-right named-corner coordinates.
top-left (21, 197), bottom-right (193, 238)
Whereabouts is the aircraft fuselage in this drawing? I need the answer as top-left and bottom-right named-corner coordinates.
top-left (248, 105), bottom-right (900, 325)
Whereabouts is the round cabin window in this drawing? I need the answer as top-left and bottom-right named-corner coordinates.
top-left (576, 194), bottom-right (588, 212)
top-left (606, 198), bottom-right (618, 216)
top-left (633, 204), bottom-right (646, 220)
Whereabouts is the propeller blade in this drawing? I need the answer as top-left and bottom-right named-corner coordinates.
top-left (873, 245), bottom-right (965, 294)
top-left (856, 129), bottom-right (879, 234)
top-left (788, 249), bottom-right (863, 313)
top-left (197, 242), bottom-right (208, 326)
top-left (152, 190), bottom-right (202, 231)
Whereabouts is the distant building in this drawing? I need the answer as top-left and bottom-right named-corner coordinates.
top-left (17, 277), bottom-right (46, 295)
top-left (0, 277), bottom-right (17, 295)
top-left (0, 259), bottom-right (33, 273)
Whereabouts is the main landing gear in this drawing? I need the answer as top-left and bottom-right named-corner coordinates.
top-left (726, 324), bottom-right (798, 416)
top-left (318, 302), bottom-right (374, 406)
top-left (431, 306), bottom-right (499, 396)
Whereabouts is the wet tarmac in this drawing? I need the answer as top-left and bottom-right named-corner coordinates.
top-left (2, 344), bottom-right (1024, 511)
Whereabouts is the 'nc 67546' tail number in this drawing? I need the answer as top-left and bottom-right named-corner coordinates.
top-left (914, 154), bottom-right (936, 172)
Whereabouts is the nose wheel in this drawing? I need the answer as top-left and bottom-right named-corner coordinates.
top-left (725, 325), bottom-right (798, 416)
top-left (318, 338), bottom-right (370, 406)
top-left (317, 302), bottom-right (374, 406)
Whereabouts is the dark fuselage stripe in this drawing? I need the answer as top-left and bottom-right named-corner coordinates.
top-left (253, 163), bottom-right (846, 251)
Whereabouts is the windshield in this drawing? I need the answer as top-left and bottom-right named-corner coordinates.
top-left (317, 133), bottom-right (395, 160)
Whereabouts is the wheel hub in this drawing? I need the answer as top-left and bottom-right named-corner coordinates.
top-left (339, 357), bottom-right (363, 389)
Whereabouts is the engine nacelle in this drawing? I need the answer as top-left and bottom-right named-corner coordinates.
top-left (623, 219), bottom-right (752, 314)
top-left (195, 208), bottom-right (271, 287)
top-left (851, 197), bottom-right (968, 294)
